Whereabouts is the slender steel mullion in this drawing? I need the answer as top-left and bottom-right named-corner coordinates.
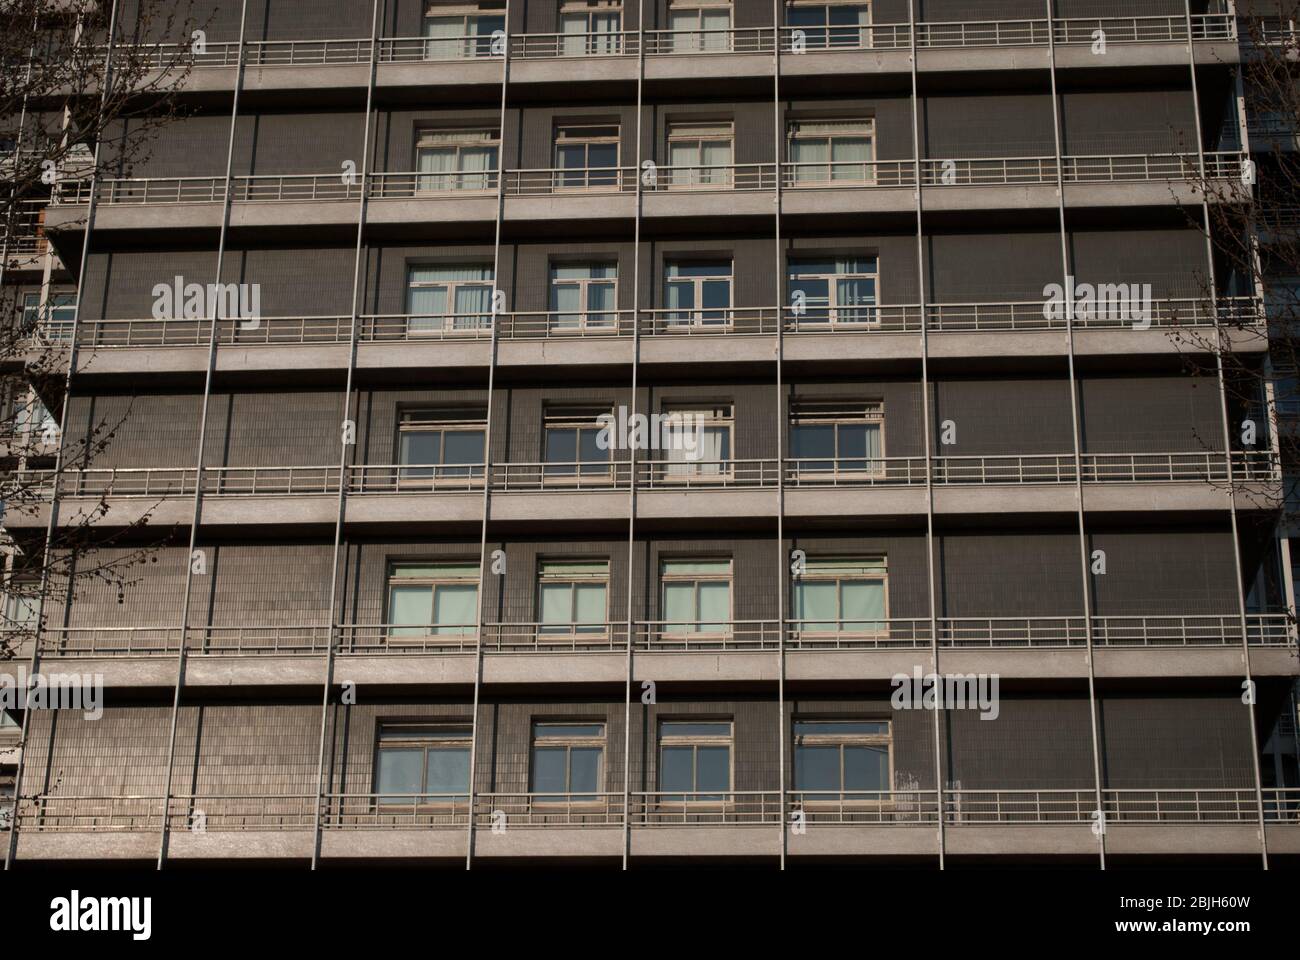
top-left (4, 1), bottom-right (120, 873)
top-left (908, 0), bottom-right (944, 869)
top-left (772, 0), bottom-right (787, 870)
top-left (155, 0), bottom-right (249, 870)
top-left (1045, 0), bottom-right (1107, 871)
top-left (1182, 0), bottom-right (1269, 869)
top-left (464, 3), bottom-right (511, 870)
top-left (309, 0), bottom-right (382, 872)
top-left (620, 0), bottom-right (646, 872)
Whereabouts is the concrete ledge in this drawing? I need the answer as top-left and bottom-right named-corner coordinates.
top-left (630, 824), bottom-right (776, 857)
top-left (166, 829), bottom-right (313, 860)
top-left (1106, 823), bottom-right (1262, 856)
top-left (472, 826), bottom-right (623, 857)
top-left (945, 823), bottom-right (1099, 856)
top-left (1264, 823), bottom-right (1300, 854)
top-left (321, 828), bottom-right (466, 860)
top-left (787, 824), bottom-right (937, 857)
top-left (17, 831), bottom-right (157, 861)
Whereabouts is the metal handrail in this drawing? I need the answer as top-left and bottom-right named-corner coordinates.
top-left (630, 791), bottom-right (783, 824)
top-left (788, 790), bottom-right (940, 823)
top-left (474, 792), bottom-right (626, 826)
top-left (634, 620), bottom-right (781, 651)
top-left (322, 793), bottom-right (470, 827)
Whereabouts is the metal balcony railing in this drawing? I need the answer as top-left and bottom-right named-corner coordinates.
top-left (633, 620), bottom-right (782, 651)
top-left (630, 791), bottom-right (783, 824)
top-left (107, 13), bottom-right (1233, 72)
top-left (16, 787), bottom-right (1299, 834)
top-left (53, 151), bottom-right (1246, 207)
top-left (322, 793), bottom-right (471, 828)
top-left (20, 449), bottom-right (1280, 506)
top-left (475, 792), bottom-right (626, 826)
top-left (67, 296), bottom-right (1260, 349)
top-left (788, 790), bottom-right (941, 823)
top-left (165, 794), bottom-right (317, 830)
top-left (33, 612), bottom-right (1290, 660)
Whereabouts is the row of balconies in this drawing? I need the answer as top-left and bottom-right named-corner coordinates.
top-left (9, 787), bottom-right (1298, 862)
top-left (109, 14), bottom-right (1237, 89)
top-left (48, 151), bottom-right (1244, 210)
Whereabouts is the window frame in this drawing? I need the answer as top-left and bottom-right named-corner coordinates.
top-left (423, 1), bottom-right (506, 59)
top-left (536, 559), bottom-right (611, 638)
top-left (657, 402), bottom-right (735, 481)
top-left (394, 407), bottom-right (488, 486)
top-left (664, 120), bottom-right (735, 189)
top-left (542, 405), bottom-right (616, 484)
top-left (788, 399), bottom-right (886, 479)
top-left (790, 556), bottom-right (889, 639)
top-left (657, 718), bottom-right (735, 804)
top-left (791, 718), bottom-right (893, 806)
top-left (553, 123), bottom-right (622, 190)
top-left (785, 0), bottom-right (873, 50)
top-left (663, 259), bottom-right (734, 327)
top-left (384, 561), bottom-right (481, 640)
top-left (548, 260), bottom-right (619, 332)
top-left (786, 256), bottom-right (879, 328)
top-left (413, 127), bottom-right (501, 193)
top-left (529, 720), bottom-right (607, 804)
top-left (404, 263), bottom-right (495, 335)
top-left (666, 0), bottom-right (734, 52)
top-left (373, 721), bottom-right (474, 809)
top-left (659, 558), bottom-right (734, 638)
top-left (559, 0), bottom-right (624, 54)
top-left (786, 118), bottom-right (876, 185)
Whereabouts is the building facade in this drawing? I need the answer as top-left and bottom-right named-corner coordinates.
top-left (2, 0), bottom-right (1299, 868)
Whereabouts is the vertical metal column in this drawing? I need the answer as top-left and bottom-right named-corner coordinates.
top-left (620, 0), bottom-right (647, 872)
top-left (464, 1), bottom-right (512, 870)
top-left (4, 0), bottom-right (121, 873)
top-left (155, 0), bottom-right (250, 870)
top-left (1182, 0), bottom-right (1270, 869)
top-left (771, 0), bottom-right (788, 870)
top-left (907, 0), bottom-right (944, 869)
top-left (309, 0), bottom-right (383, 871)
top-left (1044, 0), bottom-right (1108, 871)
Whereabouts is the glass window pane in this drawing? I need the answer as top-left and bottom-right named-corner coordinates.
top-left (696, 745), bottom-right (730, 794)
top-left (794, 580), bottom-right (837, 630)
top-left (400, 431), bottom-right (441, 466)
top-left (531, 747), bottom-right (567, 793)
top-left (570, 747), bottom-right (602, 795)
top-left (432, 583), bottom-right (478, 635)
top-left (841, 580), bottom-right (885, 629)
top-left (844, 745), bottom-right (889, 791)
top-left (697, 581), bottom-right (730, 627)
top-left (389, 584), bottom-right (433, 634)
top-left (573, 583), bottom-right (607, 627)
top-left (376, 748), bottom-right (424, 799)
top-left (442, 430), bottom-right (484, 465)
top-left (663, 581), bottom-right (695, 629)
top-left (661, 745), bottom-right (694, 793)
top-left (425, 747), bottom-right (470, 795)
top-left (536, 723), bottom-right (604, 738)
top-left (794, 744), bottom-right (840, 792)
top-left (662, 721), bottom-right (731, 736)
top-left (795, 720), bottom-right (888, 736)
top-left (540, 583), bottom-right (572, 625)
top-left (545, 428), bottom-right (578, 467)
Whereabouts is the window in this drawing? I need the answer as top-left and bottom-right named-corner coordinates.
top-left (0, 775), bottom-right (12, 831)
top-left (544, 406), bottom-right (613, 480)
top-left (786, 0), bottom-right (870, 49)
top-left (666, 121), bottom-right (733, 188)
top-left (396, 408), bottom-right (486, 483)
top-left (554, 124), bottom-right (621, 189)
top-left (406, 264), bottom-right (494, 334)
top-left (667, 0), bottom-right (732, 52)
top-left (662, 403), bottom-right (733, 478)
top-left (549, 262), bottom-right (617, 331)
top-left (22, 292), bottom-right (75, 339)
top-left (791, 557), bottom-right (887, 635)
top-left (538, 560), bottom-right (609, 635)
top-left (659, 720), bottom-right (732, 801)
top-left (415, 128), bottom-right (499, 192)
top-left (560, 0), bottom-right (623, 55)
top-left (787, 257), bottom-right (877, 326)
top-left (661, 559), bottom-right (732, 635)
top-left (423, 1), bottom-right (505, 59)
top-left (789, 399), bottom-right (884, 476)
top-left (787, 119), bottom-right (874, 184)
top-left (531, 721), bottom-right (605, 800)
top-left (664, 261), bottom-right (732, 326)
top-left (386, 563), bottom-right (480, 638)
top-left (2, 587), bottom-right (40, 632)
top-left (793, 719), bottom-right (891, 800)
top-left (374, 723), bottom-right (472, 804)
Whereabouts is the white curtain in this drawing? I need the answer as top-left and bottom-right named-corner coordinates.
top-left (423, 18), bottom-right (462, 61)
top-left (432, 583), bottom-right (478, 635)
top-left (417, 147), bottom-right (456, 192)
